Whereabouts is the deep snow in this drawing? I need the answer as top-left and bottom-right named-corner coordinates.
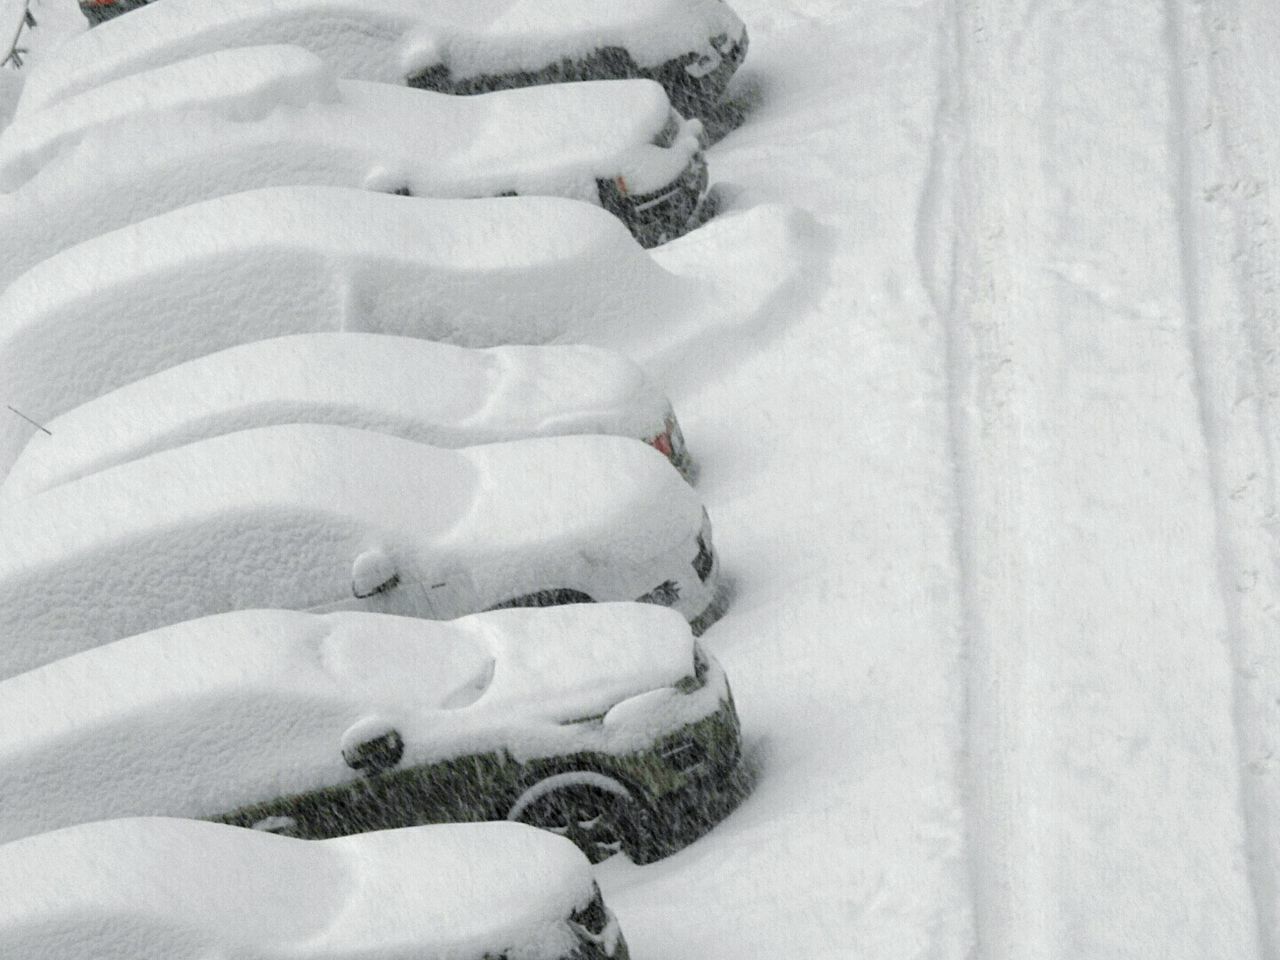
top-left (3, 0), bottom-right (1280, 958)
top-left (601, 1), bottom-right (1280, 959)
top-left (0, 818), bottom-right (607, 960)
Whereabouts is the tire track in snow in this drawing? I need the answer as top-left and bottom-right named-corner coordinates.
top-left (923, 0), bottom-right (1265, 955)
top-left (1165, 0), bottom-right (1280, 952)
top-left (917, 3), bottom-right (1046, 956)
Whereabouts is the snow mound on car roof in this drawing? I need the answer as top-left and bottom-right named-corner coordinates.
top-left (0, 426), bottom-right (701, 680)
top-left (1, 333), bottom-right (669, 501)
top-left (0, 185), bottom-right (693, 475)
top-left (0, 605), bottom-right (693, 842)
top-left (0, 818), bottom-right (591, 960)
top-left (16, 0), bottom-right (744, 116)
top-left (0, 44), bottom-right (334, 191)
top-left (0, 56), bottom-right (699, 292)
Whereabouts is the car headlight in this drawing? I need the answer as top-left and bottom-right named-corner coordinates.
top-left (569, 882), bottom-right (610, 936)
top-left (651, 111), bottom-right (682, 148)
top-left (674, 642), bottom-right (711, 694)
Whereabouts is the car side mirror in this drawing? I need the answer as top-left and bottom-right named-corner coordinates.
top-left (341, 717), bottom-right (404, 776)
top-left (352, 549), bottom-right (399, 599)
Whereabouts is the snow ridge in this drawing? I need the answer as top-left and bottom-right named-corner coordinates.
top-left (1165, 0), bottom-right (1280, 952)
top-left (921, 2), bottom-right (1046, 956)
top-left (929, 0), bottom-right (1266, 955)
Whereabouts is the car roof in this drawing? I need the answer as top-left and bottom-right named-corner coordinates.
top-left (18, 0), bottom-right (744, 116)
top-left (2, 332), bottom-right (664, 501)
top-left (0, 184), bottom-right (685, 472)
top-left (0, 818), bottom-right (592, 960)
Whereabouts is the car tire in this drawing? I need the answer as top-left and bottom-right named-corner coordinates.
top-left (509, 780), bottom-right (637, 864)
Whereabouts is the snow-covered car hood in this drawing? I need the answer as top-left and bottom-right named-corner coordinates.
top-left (18, 0), bottom-right (746, 117)
top-left (0, 818), bottom-right (594, 960)
top-left (1, 332), bottom-right (670, 502)
top-left (0, 185), bottom-right (691, 475)
top-left (454, 431), bottom-right (702, 568)
top-left (455, 603), bottom-right (696, 718)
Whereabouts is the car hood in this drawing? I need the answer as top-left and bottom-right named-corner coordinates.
top-left (464, 602), bottom-right (695, 722)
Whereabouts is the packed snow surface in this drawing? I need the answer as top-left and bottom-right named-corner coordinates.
top-left (15, 0), bottom-right (745, 117)
top-left (0, 817), bottom-right (598, 960)
top-left (582, 0), bottom-right (1280, 958)
top-left (1, 333), bottom-right (673, 501)
top-left (0, 48), bottom-right (701, 290)
top-left (0, 425), bottom-right (708, 679)
top-left (0, 186), bottom-right (693, 473)
top-left (0, 604), bottom-right (721, 841)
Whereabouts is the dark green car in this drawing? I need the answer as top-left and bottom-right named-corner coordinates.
top-left (0, 604), bottom-right (746, 863)
top-left (71, 0), bottom-right (747, 120)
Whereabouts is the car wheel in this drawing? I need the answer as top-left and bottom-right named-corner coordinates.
top-left (511, 784), bottom-right (633, 864)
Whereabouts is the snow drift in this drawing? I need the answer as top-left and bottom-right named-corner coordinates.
top-left (1, 332), bottom-right (679, 501)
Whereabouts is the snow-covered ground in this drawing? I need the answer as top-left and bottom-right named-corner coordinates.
top-left (594, 0), bottom-right (1280, 958)
top-left (4, 0), bottom-right (1280, 957)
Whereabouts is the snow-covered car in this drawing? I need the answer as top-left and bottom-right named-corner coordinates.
top-left (0, 605), bottom-right (744, 863)
top-left (53, 0), bottom-right (746, 120)
top-left (0, 45), bottom-right (708, 246)
top-left (1, 333), bottom-right (692, 501)
top-left (0, 817), bottom-right (628, 960)
top-left (0, 186), bottom-right (688, 473)
top-left (0, 425), bottom-right (723, 681)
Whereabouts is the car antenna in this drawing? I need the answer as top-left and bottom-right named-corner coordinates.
top-left (6, 405), bottom-right (51, 435)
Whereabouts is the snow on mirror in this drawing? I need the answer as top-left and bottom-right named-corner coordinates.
top-left (340, 716), bottom-right (404, 775)
top-left (351, 548), bottom-right (399, 599)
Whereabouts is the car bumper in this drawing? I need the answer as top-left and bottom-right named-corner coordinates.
top-left (625, 690), bottom-right (747, 863)
top-left (571, 909), bottom-right (629, 960)
top-left (596, 152), bottom-right (709, 248)
top-left (655, 29), bottom-right (750, 118)
top-left (80, 0), bottom-right (151, 26)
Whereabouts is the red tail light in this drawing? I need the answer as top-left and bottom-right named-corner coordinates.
top-left (649, 430), bottom-right (674, 458)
